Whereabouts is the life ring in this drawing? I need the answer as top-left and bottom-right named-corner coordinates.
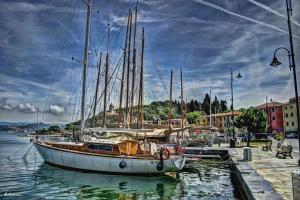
top-left (162, 148), bottom-right (170, 160)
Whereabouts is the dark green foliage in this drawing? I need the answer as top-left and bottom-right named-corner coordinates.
top-left (235, 107), bottom-right (267, 146)
top-left (35, 128), bottom-right (48, 135)
top-left (202, 94), bottom-right (211, 115)
top-left (64, 123), bottom-right (79, 131)
top-left (143, 100), bottom-right (180, 120)
top-left (48, 125), bottom-right (60, 132)
top-left (235, 107), bottom-right (267, 133)
top-left (220, 100), bottom-right (228, 112)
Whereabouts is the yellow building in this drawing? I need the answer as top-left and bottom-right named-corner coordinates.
top-left (196, 111), bottom-right (241, 133)
top-left (196, 116), bottom-right (208, 126)
top-left (283, 97), bottom-right (300, 134)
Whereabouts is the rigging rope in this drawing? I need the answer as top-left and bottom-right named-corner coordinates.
top-left (40, 1), bottom-right (79, 123)
top-left (85, 53), bottom-right (124, 126)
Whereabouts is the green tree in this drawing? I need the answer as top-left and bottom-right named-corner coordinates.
top-left (235, 107), bottom-right (267, 146)
top-left (48, 125), bottom-right (60, 133)
top-left (194, 100), bottom-right (200, 111)
top-left (220, 100), bottom-right (228, 112)
top-left (212, 96), bottom-right (220, 114)
top-left (186, 111), bottom-right (201, 124)
top-left (202, 93), bottom-right (210, 115)
top-left (65, 123), bottom-right (79, 131)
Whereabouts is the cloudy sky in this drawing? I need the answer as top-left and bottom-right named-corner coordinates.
top-left (0, 0), bottom-right (299, 123)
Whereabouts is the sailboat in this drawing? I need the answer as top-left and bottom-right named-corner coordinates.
top-left (33, 0), bottom-right (185, 174)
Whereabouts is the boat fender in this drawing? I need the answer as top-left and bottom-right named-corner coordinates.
top-left (119, 160), bottom-right (126, 169)
top-left (157, 147), bottom-right (164, 171)
top-left (163, 148), bottom-right (170, 160)
top-left (156, 162), bottom-right (163, 171)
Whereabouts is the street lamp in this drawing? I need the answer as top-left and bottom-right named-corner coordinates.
top-left (265, 96), bottom-right (272, 133)
top-left (270, 0), bottom-right (300, 166)
top-left (230, 67), bottom-right (242, 148)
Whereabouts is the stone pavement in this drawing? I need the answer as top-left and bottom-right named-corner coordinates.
top-left (249, 142), bottom-right (299, 200)
top-left (226, 140), bottom-right (300, 200)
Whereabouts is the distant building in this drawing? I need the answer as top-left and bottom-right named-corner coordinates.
top-left (196, 116), bottom-right (208, 126)
top-left (197, 111), bottom-right (242, 133)
top-left (283, 97), bottom-right (300, 134)
top-left (256, 100), bottom-right (284, 133)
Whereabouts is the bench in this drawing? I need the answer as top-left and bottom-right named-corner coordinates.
top-left (276, 145), bottom-right (293, 159)
top-left (262, 140), bottom-right (272, 151)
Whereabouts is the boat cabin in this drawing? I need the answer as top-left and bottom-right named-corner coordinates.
top-left (45, 140), bottom-right (144, 156)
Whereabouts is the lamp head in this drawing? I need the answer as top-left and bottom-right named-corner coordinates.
top-left (270, 56), bottom-right (281, 67)
top-left (236, 72), bottom-right (242, 79)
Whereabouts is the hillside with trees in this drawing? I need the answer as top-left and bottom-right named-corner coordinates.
top-left (64, 93), bottom-right (230, 129)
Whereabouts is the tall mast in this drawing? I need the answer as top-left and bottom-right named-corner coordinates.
top-left (81, 0), bottom-right (92, 134)
top-left (168, 70), bottom-right (173, 131)
top-left (118, 10), bottom-right (130, 127)
top-left (133, 0), bottom-right (138, 48)
top-left (102, 25), bottom-right (110, 128)
top-left (138, 27), bottom-right (144, 129)
top-left (209, 89), bottom-right (212, 127)
top-left (125, 12), bottom-right (132, 127)
top-left (180, 68), bottom-right (184, 138)
top-left (129, 2), bottom-right (138, 125)
top-left (92, 52), bottom-right (102, 127)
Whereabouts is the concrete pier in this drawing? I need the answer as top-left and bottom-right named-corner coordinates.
top-left (184, 140), bottom-right (299, 199)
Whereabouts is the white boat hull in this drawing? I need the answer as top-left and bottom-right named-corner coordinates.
top-left (34, 142), bottom-right (186, 174)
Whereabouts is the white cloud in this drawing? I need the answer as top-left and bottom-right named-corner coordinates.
top-left (248, 0), bottom-right (300, 28)
top-left (17, 102), bottom-right (37, 113)
top-left (0, 98), bottom-right (14, 110)
top-left (48, 105), bottom-right (65, 115)
top-left (194, 0), bottom-right (300, 39)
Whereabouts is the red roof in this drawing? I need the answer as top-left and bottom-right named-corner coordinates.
top-left (256, 101), bottom-right (283, 109)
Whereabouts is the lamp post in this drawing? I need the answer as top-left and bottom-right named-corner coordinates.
top-left (230, 67), bottom-right (242, 148)
top-left (265, 96), bottom-right (272, 133)
top-left (270, 0), bottom-right (299, 166)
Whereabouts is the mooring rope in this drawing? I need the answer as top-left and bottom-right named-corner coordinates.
top-left (6, 144), bottom-right (29, 160)
top-left (22, 144), bottom-right (34, 160)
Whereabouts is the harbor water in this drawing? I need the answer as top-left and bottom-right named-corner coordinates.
top-left (0, 133), bottom-right (240, 199)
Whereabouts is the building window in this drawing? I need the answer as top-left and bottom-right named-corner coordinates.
top-left (286, 122), bottom-right (289, 126)
top-left (286, 113), bottom-right (288, 118)
top-left (291, 105), bottom-right (293, 109)
top-left (292, 122), bottom-right (294, 126)
top-left (272, 116), bottom-right (275, 120)
top-left (272, 108), bottom-right (275, 112)
top-left (285, 106), bottom-right (287, 110)
top-left (291, 112), bottom-right (294, 117)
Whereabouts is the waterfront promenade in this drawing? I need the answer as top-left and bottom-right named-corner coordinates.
top-left (224, 139), bottom-right (299, 200)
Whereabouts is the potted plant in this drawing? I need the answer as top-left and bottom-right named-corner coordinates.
top-left (274, 132), bottom-right (284, 148)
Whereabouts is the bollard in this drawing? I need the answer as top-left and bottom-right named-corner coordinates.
top-left (292, 170), bottom-right (300, 200)
top-left (208, 135), bottom-right (213, 147)
top-left (243, 147), bottom-right (252, 161)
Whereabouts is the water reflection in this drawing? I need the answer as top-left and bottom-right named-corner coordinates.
top-left (34, 164), bottom-right (178, 199)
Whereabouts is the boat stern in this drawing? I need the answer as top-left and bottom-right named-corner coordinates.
top-left (164, 155), bottom-right (186, 172)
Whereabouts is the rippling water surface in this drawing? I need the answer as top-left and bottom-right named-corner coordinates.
top-left (0, 133), bottom-right (240, 199)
